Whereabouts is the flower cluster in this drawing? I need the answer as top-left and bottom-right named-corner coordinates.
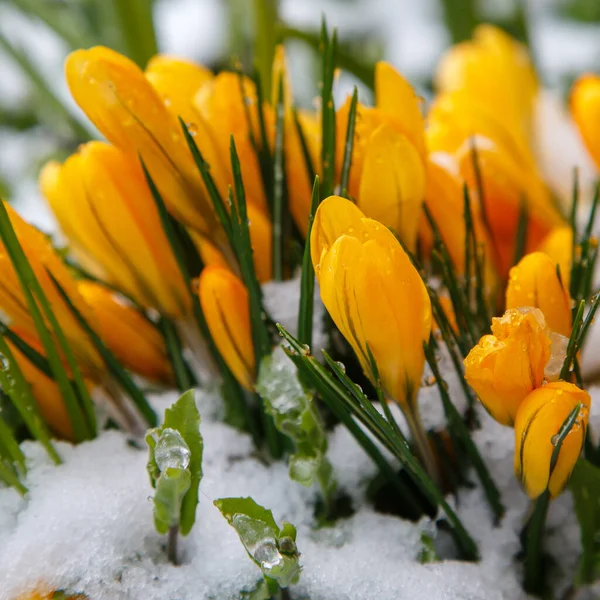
top-left (0, 22), bottom-right (598, 515)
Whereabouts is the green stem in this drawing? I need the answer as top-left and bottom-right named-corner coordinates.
top-left (161, 318), bottom-right (194, 391)
top-left (253, 0), bottom-right (278, 99)
top-left (523, 491), bottom-right (550, 596)
top-left (403, 407), bottom-right (441, 489)
top-left (109, 0), bottom-right (158, 67)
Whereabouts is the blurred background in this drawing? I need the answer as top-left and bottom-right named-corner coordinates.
top-left (0, 0), bottom-right (599, 230)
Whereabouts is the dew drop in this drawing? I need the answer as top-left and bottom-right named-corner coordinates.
top-left (335, 361), bottom-right (346, 373)
top-left (0, 354), bottom-right (9, 372)
top-left (551, 434), bottom-right (560, 446)
top-left (154, 428), bottom-right (191, 471)
top-left (186, 122), bottom-right (198, 136)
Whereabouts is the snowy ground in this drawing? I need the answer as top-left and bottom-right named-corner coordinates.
top-left (2, 371), bottom-right (600, 599)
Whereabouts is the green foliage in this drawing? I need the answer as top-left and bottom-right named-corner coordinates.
top-left (569, 459), bottom-right (600, 584)
top-left (146, 390), bottom-right (203, 537)
top-left (215, 496), bottom-right (302, 589)
top-left (256, 348), bottom-right (335, 500)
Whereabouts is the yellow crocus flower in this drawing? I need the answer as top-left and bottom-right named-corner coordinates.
top-left (271, 45), bottom-right (320, 237)
top-left (145, 54), bottom-right (213, 125)
top-left (514, 381), bottom-right (590, 498)
top-left (193, 72), bottom-right (271, 214)
top-left (65, 46), bottom-right (224, 246)
top-left (335, 62), bottom-right (426, 251)
top-left (78, 281), bottom-right (173, 385)
top-left (311, 196), bottom-right (431, 410)
top-left (539, 226), bottom-right (573, 292)
top-left (570, 74), bottom-right (600, 170)
top-left (435, 24), bottom-right (538, 148)
top-left (464, 308), bottom-right (552, 426)
top-left (506, 252), bottom-right (572, 337)
top-left (40, 142), bottom-right (191, 319)
top-left (0, 202), bottom-right (103, 376)
top-left (198, 266), bottom-right (255, 390)
top-left (8, 329), bottom-right (74, 441)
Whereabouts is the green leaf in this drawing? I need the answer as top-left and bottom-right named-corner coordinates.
top-left (152, 466), bottom-right (192, 535)
top-left (0, 332), bottom-right (60, 465)
top-left (162, 389), bottom-right (204, 536)
top-left (48, 270), bottom-right (157, 428)
top-left (256, 348), bottom-right (335, 498)
top-left (320, 20), bottom-right (337, 199)
top-left (569, 459), bottom-right (600, 585)
top-left (278, 324), bottom-right (479, 561)
top-left (272, 74), bottom-right (287, 282)
top-left (215, 496), bottom-right (302, 588)
top-left (339, 87), bottom-right (358, 199)
top-left (0, 201), bottom-right (93, 441)
top-left (418, 530), bottom-right (439, 564)
top-left (297, 177), bottom-right (320, 348)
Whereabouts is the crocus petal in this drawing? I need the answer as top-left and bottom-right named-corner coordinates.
top-left (357, 124), bottom-right (426, 252)
top-left (78, 281), bottom-right (173, 384)
top-left (570, 74), bottom-right (600, 170)
top-left (375, 61), bottom-right (426, 159)
top-left (514, 381), bottom-right (590, 498)
top-left (506, 252), bottom-right (572, 337)
top-left (198, 266), bottom-right (255, 390)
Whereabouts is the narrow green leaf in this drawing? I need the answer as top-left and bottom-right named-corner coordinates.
top-left (320, 20), bottom-right (337, 199)
top-left (0, 333), bottom-right (60, 464)
top-left (161, 318), bottom-right (195, 391)
top-left (0, 456), bottom-right (27, 495)
top-left (292, 109), bottom-right (317, 191)
top-left (512, 197), bottom-right (528, 267)
top-left (569, 459), bottom-right (600, 584)
top-left (297, 177), bottom-right (320, 347)
top-left (0, 411), bottom-right (26, 472)
top-left (279, 325), bottom-right (479, 559)
top-left (48, 271), bottom-right (157, 427)
top-left (560, 299), bottom-right (586, 380)
top-left (0, 201), bottom-right (93, 441)
top-left (423, 341), bottom-right (504, 522)
top-left (272, 74), bottom-right (286, 281)
top-left (339, 87), bottom-right (358, 199)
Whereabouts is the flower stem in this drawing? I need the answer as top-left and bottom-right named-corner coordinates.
top-left (404, 408), bottom-right (441, 489)
top-left (167, 525), bottom-right (179, 565)
top-left (253, 0), bottom-right (278, 99)
top-left (523, 491), bottom-right (550, 596)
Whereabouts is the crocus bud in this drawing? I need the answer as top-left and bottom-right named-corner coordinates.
top-left (435, 25), bottom-right (538, 148)
top-left (198, 266), bottom-right (255, 390)
top-left (193, 72), bottom-right (271, 214)
top-left (41, 142), bottom-right (191, 319)
top-left (514, 381), bottom-right (590, 498)
top-left (65, 46), bottom-right (224, 242)
top-left (78, 282), bottom-right (173, 384)
top-left (506, 251), bottom-right (572, 337)
top-left (464, 308), bottom-right (552, 426)
top-left (311, 196), bottom-right (431, 409)
top-left (334, 63), bottom-right (426, 252)
top-left (570, 74), bottom-right (600, 170)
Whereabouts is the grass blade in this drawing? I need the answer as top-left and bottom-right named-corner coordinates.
top-left (272, 74), bottom-right (287, 281)
top-left (320, 20), bottom-right (337, 199)
top-left (339, 87), bottom-right (358, 199)
top-left (0, 201), bottom-right (93, 441)
top-left (297, 177), bottom-right (320, 347)
top-left (0, 333), bottom-right (60, 464)
top-left (48, 271), bottom-right (157, 428)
